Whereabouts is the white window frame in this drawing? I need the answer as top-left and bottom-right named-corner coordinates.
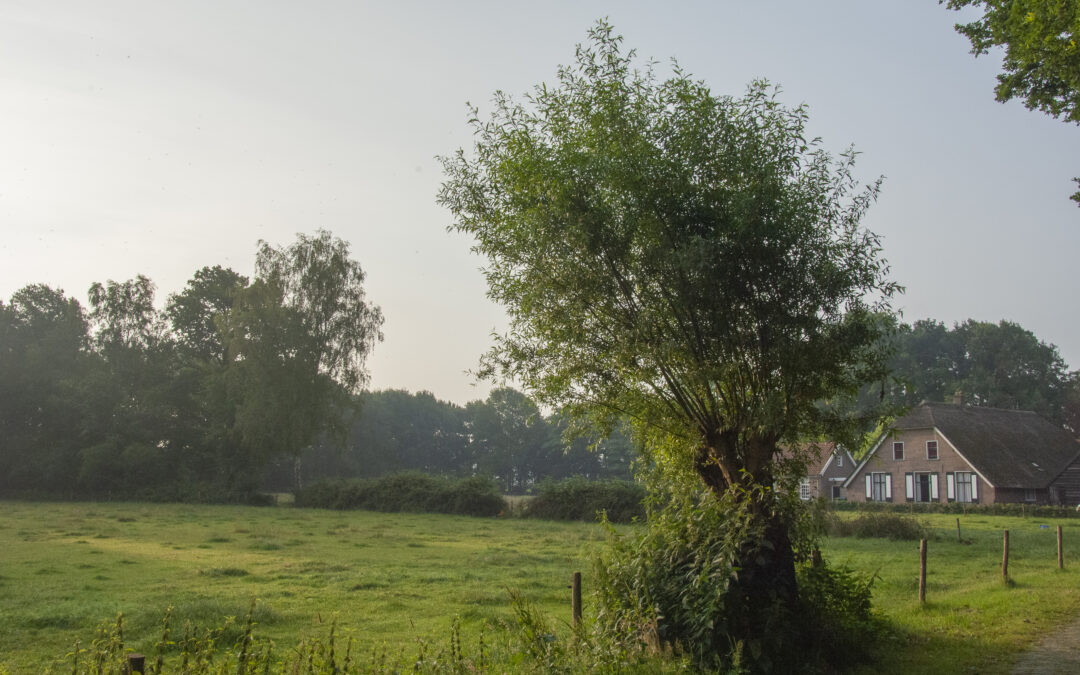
top-left (869, 472), bottom-right (891, 502)
top-left (955, 472), bottom-right (977, 503)
top-left (926, 440), bottom-right (938, 461)
top-left (893, 442), bottom-right (904, 461)
top-left (799, 478), bottom-right (811, 501)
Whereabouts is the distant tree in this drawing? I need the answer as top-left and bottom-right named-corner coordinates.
top-left (83, 276), bottom-right (178, 496)
top-left (466, 388), bottom-right (549, 493)
top-left (166, 266), bottom-right (249, 362)
top-left (0, 285), bottom-right (91, 495)
top-left (1064, 370), bottom-right (1080, 433)
top-left (439, 23), bottom-right (896, 660)
top-left (943, 0), bottom-right (1080, 204)
top-left (888, 318), bottom-right (1070, 423)
top-left (223, 231), bottom-right (384, 488)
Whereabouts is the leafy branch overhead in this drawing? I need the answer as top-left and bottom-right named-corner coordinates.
top-left (944, 0), bottom-right (1080, 204)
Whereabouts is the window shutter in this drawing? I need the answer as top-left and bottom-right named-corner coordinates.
top-left (971, 475), bottom-right (979, 502)
top-left (885, 474), bottom-right (892, 501)
top-left (946, 473), bottom-right (955, 501)
top-left (865, 474), bottom-right (872, 499)
top-left (905, 473), bottom-right (914, 501)
top-left (930, 473), bottom-right (939, 500)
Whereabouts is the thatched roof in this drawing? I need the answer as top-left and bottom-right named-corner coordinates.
top-left (892, 402), bottom-right (1080, 489)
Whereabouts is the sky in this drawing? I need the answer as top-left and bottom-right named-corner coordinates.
top-left (1, 1), bottom-right (1077, 406)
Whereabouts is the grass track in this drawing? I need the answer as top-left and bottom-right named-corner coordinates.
top-left (3, 504), bottom-right (1080, 672)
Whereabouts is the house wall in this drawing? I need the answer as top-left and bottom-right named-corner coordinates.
top-left (820, 452), bottom-right (853, 500)
top-left (847, 428), bottom-right (997, 504)
top-left (1050, 455), bottom-right (1080, 506)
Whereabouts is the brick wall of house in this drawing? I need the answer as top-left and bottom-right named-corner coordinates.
top-left (847, 428), bottom-right (995, 504)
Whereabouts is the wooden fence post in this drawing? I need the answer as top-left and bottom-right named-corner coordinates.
top-left (571, 572), bottom-right (582, 627)
top-left (1002, 529), bottom-right (1010, 582)
top-left (1058, 525), bottom-right (1064, 570)
top-left (956, 517), bottom-right (962, 542)
top-left (127, 653), bottom-right (145, 674)
top-left (918, 539), bottom-right (927, 605)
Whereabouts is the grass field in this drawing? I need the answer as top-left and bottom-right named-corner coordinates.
top-left (2, 503), bottom-right (1080, 673)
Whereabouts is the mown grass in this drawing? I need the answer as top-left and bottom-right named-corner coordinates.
top-left (830, 511), bottom-right (1080, 674)
top-left (0, 502), bottom-right (606, 673)
top-left (2, 503), bottom-right (1079, 673)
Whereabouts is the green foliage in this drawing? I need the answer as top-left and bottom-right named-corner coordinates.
top-left (794, 560), bottom-right (879, 669)
top-left (826, 512), bottom-right (929, 540)
top-left (524, 478), bottom-right (645, 523)
top-left (831, 498), bottom-right (1080, 518)
top-left (944, 0), bottom-right (1080, 203)
top-left (591, 486), bottom-right (874, 672)
top-left (885, 318), bottom-right (1072, 425)
top-left (294, 473), bottom-right (506, 517)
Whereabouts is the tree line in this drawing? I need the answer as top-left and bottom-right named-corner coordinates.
top-left (1, 239), bottom-right (1075, 502)
top-left (0, 231), bottom-right (383, 501)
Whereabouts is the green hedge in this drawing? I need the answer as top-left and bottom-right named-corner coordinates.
top-left (829, 499), bottom-right (1080, 518)
top-left (294, 473), bottom-right (505, 517)
top-left (523, 477), bottom-right (645, 523)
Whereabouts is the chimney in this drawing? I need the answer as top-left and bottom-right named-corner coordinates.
top-left (953, 390), bottom-right (963, 406)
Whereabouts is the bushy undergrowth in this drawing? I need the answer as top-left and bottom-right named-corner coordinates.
top-left (827, 512), bottom-right (929, 540)
top-left (592, 486), bottom-right (878, 673)
top-left (293, 473), bottom-right (505, 517)
top-left (523, 477), bottom-right (646, 523)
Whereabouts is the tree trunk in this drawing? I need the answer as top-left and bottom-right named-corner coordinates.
top-left (695, 441), bottom-right (799, 652)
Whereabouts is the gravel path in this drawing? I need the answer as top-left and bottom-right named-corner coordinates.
top-left (1011, 614), bottom-right (1080, 674)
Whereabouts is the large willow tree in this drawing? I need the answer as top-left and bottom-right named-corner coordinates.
top-left (439, 24), bottom-right (897, 656)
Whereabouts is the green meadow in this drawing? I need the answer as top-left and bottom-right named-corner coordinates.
top-left (0, 502), bottom-right (603, 673)
top-left (2, 503), bottom-right (1080, 673)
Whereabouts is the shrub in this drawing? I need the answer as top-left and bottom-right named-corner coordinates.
top-left (294, 473), bottom-right (505, 517)
top-left (592, 485), bottom-right (879, 672)
top-left (524, 478), bottom-right (646, 523)
top-left (827, 512), bottom-right (928, 540)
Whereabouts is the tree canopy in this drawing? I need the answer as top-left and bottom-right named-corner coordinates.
top-left (944, 0), bottom-right (1080, 203)
top-left (439, 24), bottom-right (898, 496)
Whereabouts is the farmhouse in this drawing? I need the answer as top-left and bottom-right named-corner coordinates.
top-left (786, 442), bottom-right (855, 501)
top-left (844, 401), bottom-right (1080, 506)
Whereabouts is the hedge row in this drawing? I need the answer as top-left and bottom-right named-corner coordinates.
top-left (829, 499), bottom-right (1080, 518)
top-left (523, 477), bottom-right (646, 523)
top-left (293, 473), bottom-right (505, 517)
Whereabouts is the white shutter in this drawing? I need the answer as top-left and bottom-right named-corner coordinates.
top-left (885, 474), bottom-right (892, 500)
top-left (947, 473), bottom-right (955, 500)
top-left (930, 474), bottom-right (939, 500)
top-left (971, 475), bottom-right (979, 501)
top-left (905, 474), bottom-right (914, 500)
top-left (865, 474), bottom-right (872, 499)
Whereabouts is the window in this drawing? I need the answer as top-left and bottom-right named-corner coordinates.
top-left (893, 442), bottom-right (904, 461)
top-left (871, 473), bottom-right (890, 502)
top-left (836, 452), bottom-right (843, 468)
top-left (956, 472), bottom-right (974, 503)
top-left (831, 485), bottom-right (842, 500)
top-left (1024, 488), bottom-right (1037, 503)
top-left (799, 478), bottom-right (811, 501)
top-left (926, 440), bottom-right (938, 460)
top-left (912, 473), bottom-right (938, 502)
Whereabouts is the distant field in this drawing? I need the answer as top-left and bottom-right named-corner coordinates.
top-left (2, 503), bottom-right (1080, 673)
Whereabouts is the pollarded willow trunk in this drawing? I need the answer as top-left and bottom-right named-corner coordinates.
top-left (695, 440), bottom-right (800, 658)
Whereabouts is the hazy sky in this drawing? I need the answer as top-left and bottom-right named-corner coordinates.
top-left (2, 1), bottom-right (1077, 406)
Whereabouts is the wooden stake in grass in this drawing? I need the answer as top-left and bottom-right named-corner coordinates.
top-left (956, 517), bottom-right (962, 542)
top-left (1002, 529), bottom-right (1010, 582)
top-left (126, 653), bottom-right (145, 674)
top-left (571, 571), bottom-right (582, 627)
top-left (919, 539), bottom-right (928, 605)
top-left (1058, 525), bottom-right (1064, 570)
